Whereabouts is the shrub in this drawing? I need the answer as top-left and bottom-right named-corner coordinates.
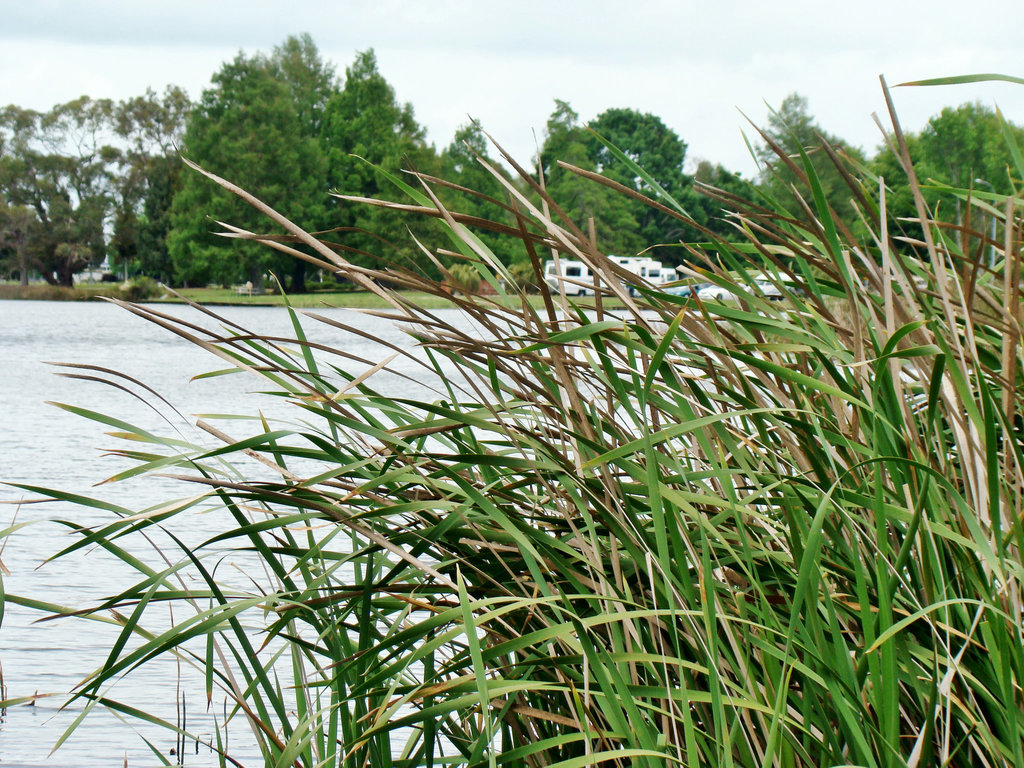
top-left (120, 275), bottom-right (162, 302)
top-left (445, 262), bottom-right (482, 294)
top-left (506, 259), bottom-right (542, 292)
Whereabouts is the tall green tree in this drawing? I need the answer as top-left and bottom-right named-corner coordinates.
top-left (538, 102), bottom-right (732, 262)
top-left (585, 107), bottom-right (719, 255)
top-left (134, 154), bottom-right (183, 282)
top-left (266, 34), bottom-right (338, 291)
top-left (919, 102), bottom-right (1022, 192)
top-left (169, 50), bottom-right (326, 290)
top-left (271, 34), bottom-right (337, 140)
top-left (321, 49), bottom-right (438, 273)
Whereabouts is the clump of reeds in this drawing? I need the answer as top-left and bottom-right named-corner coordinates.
top-left (8, 77), bottom-right (1024, 767)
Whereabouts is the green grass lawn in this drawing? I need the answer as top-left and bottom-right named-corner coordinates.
top-left (0, 282), bottom-right (473, 309)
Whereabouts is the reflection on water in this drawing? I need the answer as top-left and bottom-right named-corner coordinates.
top-left (0, 300), bottom-right (472, 766)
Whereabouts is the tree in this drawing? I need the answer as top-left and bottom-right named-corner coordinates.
top-left (0, 99), bottom-right (115, 286)
top-left (169, 50), bottom-right (326, 290)
top-left (757, 93), bottom-right (867, 233)
top-left (265, 34), bottom-right (338, 291)
top-left (537, 102), bottom-right (727, 262)
top-left (271, 34), bottom-right (337, 140)
top-left (872, 102), bottom-right (1024, 261)
top-left (585, 107), bottom-right (716, 253)
top-left (321, 49), bottom-right (439, 273)
top-left (585, 107), bottom-right (688, 192)
top-left (109, 86), bottom-right (192, 282)
top-left (692, 159), bottom-right (756, 241)
top-left (919, 102), bottom-right (1022, 192)
top-left (135, 154), bottom-right (183, 283)
top-left (0, 201), bottom-right (35, 284)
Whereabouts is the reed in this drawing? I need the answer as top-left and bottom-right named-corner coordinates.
top-left (7, 76), bottom-right (1024, 767)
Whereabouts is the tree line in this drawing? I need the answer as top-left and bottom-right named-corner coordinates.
top-left (1, 34), bottom-right (1021, 290)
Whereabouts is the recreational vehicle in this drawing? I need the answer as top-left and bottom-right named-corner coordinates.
top-left (543, 256), bottom-right (676, 295)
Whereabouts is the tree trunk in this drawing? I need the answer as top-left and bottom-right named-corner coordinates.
top-left (289, 259), bottom-right (307, 294)
top-left (58, 263), bottom-right (75, 287)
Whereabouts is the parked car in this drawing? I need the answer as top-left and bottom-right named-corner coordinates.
top-left (696, 274), bottom-right (789, 302)
top-left (662, 281), bottom-right (711, 298)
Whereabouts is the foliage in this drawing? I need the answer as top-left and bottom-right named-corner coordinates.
top-left (0, 200), bottom-right (35, 284)
top-left (506, 259), bottom-right (542, 292)
top-left (440, 121), bottom-right (525, 265)
top-left (0, 88), bottom-right (191, 286)
top-left (119, 275), bottom-right (162, 302)
top-left (0, 38), bottom-right (769, 289)
top-left (539, 102), bottom-right (747, 264)
top-left (108, 86), bottom-right (192, 282)
top-left (539, 100), bottom-right (648, 257)
top-left (266, 33), bottom-right (340, 292)
top-left (10, 75), bottom-right (1024, 768)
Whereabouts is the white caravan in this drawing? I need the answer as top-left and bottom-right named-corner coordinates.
top-left (543, 256), bottom-right (675, 296)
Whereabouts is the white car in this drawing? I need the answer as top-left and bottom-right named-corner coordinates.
top-left (696, 276), bottom-right (785, 302)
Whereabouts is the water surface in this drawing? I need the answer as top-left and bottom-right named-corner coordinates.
top-left (1, 300), bottom-right (467, 766)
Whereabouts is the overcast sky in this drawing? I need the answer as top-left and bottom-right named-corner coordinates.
top-left (3, 0), bottom-right (1023, 177)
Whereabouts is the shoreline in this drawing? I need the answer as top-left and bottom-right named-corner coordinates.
top-left (0, 283), bottom-right (427, 309)
top-left (0, 284), bottom-right (558, 310)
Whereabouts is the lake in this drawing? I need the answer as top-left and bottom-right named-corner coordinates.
top-left (0, 300), bottom-right (467, 766)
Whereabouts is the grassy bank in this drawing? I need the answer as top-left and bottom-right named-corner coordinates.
top-left (7, 76), bottom-right (1024, 767)
top-left (0, 282), bottom-right (525, 309)
top-left (0, 283), bottom-right (119, 301)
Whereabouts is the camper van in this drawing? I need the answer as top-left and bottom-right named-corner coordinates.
top-left (543, 256), bottom-right (675, 296)
top-left (611, 256), bottom-right (669, 284)
top-left (543, 259), bottom-right (595, 295)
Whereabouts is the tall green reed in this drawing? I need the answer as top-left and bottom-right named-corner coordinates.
top-left (5, 76), bottom-right (1024, 767)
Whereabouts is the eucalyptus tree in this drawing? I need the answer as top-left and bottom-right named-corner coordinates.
top-left (109, 85), bottom-right (192, 282)
top-left (0, 98), bottom-right (115, 286)
top-left (0, 201), bottom-right (35, 284)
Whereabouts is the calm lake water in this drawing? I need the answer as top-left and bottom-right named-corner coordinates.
top-left (0, 300), bottom-right (469, 766)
